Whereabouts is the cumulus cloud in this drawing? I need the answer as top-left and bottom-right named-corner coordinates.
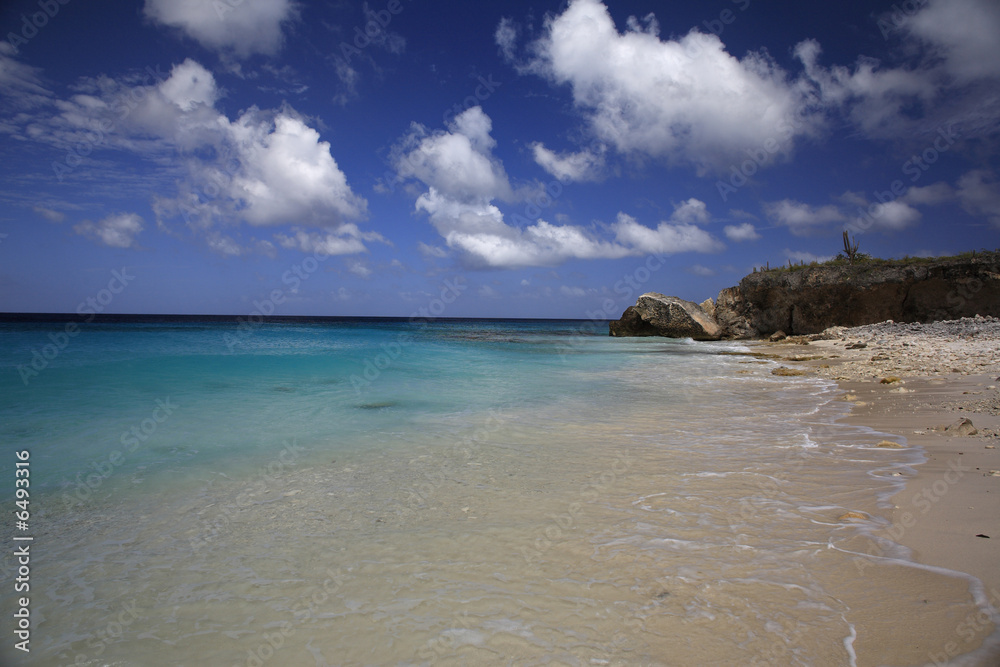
top-left (724, 222), bottom-right (761, 242)
top-left (74, 213), bottom-right (144, 248)
top-left (394, 107), bottom-right (514, 203)
top-left (611, 212), bottom-right (723, 255)
top-left (274, 225), bottom-right (385, 256)
top-left (799, 0), bottom-right (1000, 140)
top-left (509, 0), bottom-right (820, 173)
top-left (394, 106), bottom-right (723, 268)
top-left (851, 200), bottom-right (922, 232)
top-left (14, 58), bottom-right (373, 255)
top-left (143, 0), bottom-right (299, 58)
top-left (531, 142), bottom-right (605, 182)
top-left (904, 182), bottom-right (955, 206)
top-left (112, 60), bottom-right (371, 252)
top-left (904, 0), bottom-right (1000, 83)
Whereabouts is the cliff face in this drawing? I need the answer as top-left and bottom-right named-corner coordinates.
top-left (609, 251), bottom-right (1000, 339)
top-left (716, 252), bottom-right (1000, 337)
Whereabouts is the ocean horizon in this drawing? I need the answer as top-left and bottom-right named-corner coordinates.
top-left (1, 316), bottom-right (995, 665)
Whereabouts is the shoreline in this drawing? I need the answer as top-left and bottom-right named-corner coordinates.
top-left (751, 318), bottom-right (1000, 664)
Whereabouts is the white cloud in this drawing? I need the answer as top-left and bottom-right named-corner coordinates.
top-left (611, 212), bottom-right (723, 256)
top-left (119, 60), bottom-right (371, 251)
top-left (417, 242), bottom-right (448, 259)
top-left (799, 0), bottom-right (1000, 140)
top-left (143, 0), bottom-right (298, 58)
top-left (74, 213), bottom-right (144, 248)
top-left (671, 198), bottom-right (710, 225)
top-left (495, 17), bottom-right (519, 62)
top-left (560, 285), bottom-right (588, 297)
top-left (904, 0), bottom-right (1000, 83)
top-left (724, 222), bottom-right (761, 242)
top-left (0, 50), bottom-right (52, 114)
top-left (514, 0), bottom-right (820, 173)
top-left (688, 264), bottom-right (716, 277)
top-left (5, 57), bottom-right (372, 256)
top-left (795, 40), bottom-right (937, 139)
top-left (275, 226), bottom-right (384, 256)
top-left (346, 259), bottom-right (372, 278)
top-left (864, 200), bottom-right (922, 231)
top-left (956, 170), bottom-right (1000, 227)
top-left (531, 142), bottom-right (605, 182)
top-left (33, 206), bottom-right (65, 223)
top-left (394, 107), bottom-right (514, 203)
top-left (903, 182), bottom-right (954, 206)
top-left (764, 200), bottom-right (845, 235)
top-left (395, 107), bottom-right (721, 268)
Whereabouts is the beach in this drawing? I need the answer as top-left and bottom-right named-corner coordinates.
top-left (2, 317), bottom-right (1000, 665)
top-left (761, 317), bottom-right (1000, 665)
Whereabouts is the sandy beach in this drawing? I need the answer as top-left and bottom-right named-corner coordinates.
top-left (759, 317), bottom-right (1000, 664)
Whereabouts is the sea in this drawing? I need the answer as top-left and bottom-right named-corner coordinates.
top-left (0, 316), bottom-right (997, 666)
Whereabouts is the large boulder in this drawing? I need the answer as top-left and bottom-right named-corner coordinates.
top-left (609, 293), bottom-right (722, 340)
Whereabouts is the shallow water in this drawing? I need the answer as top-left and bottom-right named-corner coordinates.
top-left (0, 318), bottom-right (996, 665)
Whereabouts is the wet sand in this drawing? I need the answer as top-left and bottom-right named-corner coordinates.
top-left (759, 319), bottom-right (1000, 665)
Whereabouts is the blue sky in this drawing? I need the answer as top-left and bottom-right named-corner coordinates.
top-left (1, 0), bottom-right (998, 318)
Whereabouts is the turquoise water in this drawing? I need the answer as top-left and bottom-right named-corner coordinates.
top-left (1, 319), bottom-right (645, 499)
top-left (0, 318), bottom-right (997, 665)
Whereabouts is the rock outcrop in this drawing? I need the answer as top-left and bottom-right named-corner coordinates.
top-left (609, 293), bottom-right (722, 340)
top-left (716, 252), bottom-right (1000, 337)
top-left (610, 251), bottom-right (1000, 339)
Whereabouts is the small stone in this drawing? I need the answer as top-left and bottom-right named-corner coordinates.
top-left (945, 418), bottom-right (978, 436)
top-left (772, 367), bottom-right (808, 377)
top-left (880, 377), bottom-right (903, 384)
top-left (877, 440), bottom-right (904, 448)
top-left (769, 330), bottom-right (787, 342)
top-left (839, 511), bottom-right (868, 521)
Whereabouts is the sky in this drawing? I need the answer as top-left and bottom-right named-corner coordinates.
top-left (0, 0), bottom-right (998, 318)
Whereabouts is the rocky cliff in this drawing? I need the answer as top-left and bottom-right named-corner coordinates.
top-left (610, 251), bottom-right (1000, 339)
